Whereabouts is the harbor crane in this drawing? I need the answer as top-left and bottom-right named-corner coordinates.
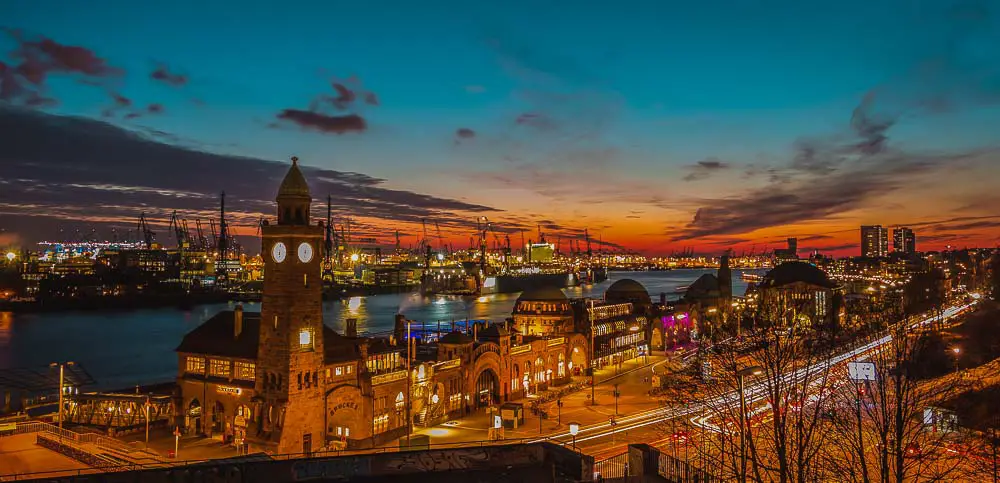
top-left (168, 211), bottom-right (188, 249)
top-left (137, 212), bottom-right (155, 249)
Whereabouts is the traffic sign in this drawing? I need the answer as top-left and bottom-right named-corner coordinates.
top-left (847, 362), bottom-right (877, 382)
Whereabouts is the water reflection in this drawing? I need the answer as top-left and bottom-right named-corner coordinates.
top-left (0, 269), bottom-right (759, 390)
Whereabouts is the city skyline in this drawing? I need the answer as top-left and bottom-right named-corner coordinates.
top-left (2, 0), bottom-right (1000, 256)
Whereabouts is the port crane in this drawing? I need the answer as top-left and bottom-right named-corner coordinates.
top-left (168, 211), bottom-right (189, 249)
top-left (137, 212), bottom-right (155, 249)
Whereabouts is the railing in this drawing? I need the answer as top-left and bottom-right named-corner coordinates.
top-left (473, 343), bottom-right (501, 359)
top-left (594, 452), bottom-right (628, 480)
top-left (10, 421), bottom-right (168, 462)
top-left (656, 452), bottom-right (720, 483)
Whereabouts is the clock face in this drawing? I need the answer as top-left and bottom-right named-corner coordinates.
top-left (271, 242), bottom-right (287, 263)
top-left (298, 242), bottom-right (314, 263)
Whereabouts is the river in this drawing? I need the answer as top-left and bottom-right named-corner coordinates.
top-left (0, 269), bottom-right (760, 391)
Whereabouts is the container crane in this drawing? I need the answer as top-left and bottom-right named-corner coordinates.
top-left (137, 212), bottom-right (155, 249)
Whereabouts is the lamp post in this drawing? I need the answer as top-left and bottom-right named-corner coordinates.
top-left (406, 319), bottom-right (412, 446)
top-left (49, 361), bottom-right (75, 433)
top-left (613, 384), bottom-right (620, 416)
top-left (144, 398), bottom-right (151, 449)
top-left (590, 301), bottom-right (596, 406)
top-left (952, 347), bottom-right (961, 374)
top-left (569, 422), bottom-right (580, 452)
top-left (556, 399), bottom-right (563, 425)
top-left (737, 365), bottom-right (763, 483)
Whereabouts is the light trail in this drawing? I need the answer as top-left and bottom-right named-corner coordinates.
top-left (529, 302), bottom-right (977, 447)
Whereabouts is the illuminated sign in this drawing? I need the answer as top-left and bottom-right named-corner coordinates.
top-left (434, 359), bottom-right (461, 371)
top-left (511, 344), bottom-right (531, 355)
top-left (217, 386), bottom-right (243, 395)
top-left (546, 337), bottom-right (566, 347)
top-left (372, 370), bottom-right (407, 386)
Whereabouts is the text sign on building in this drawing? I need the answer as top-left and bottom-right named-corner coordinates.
top-left (217, 386), bottom-right (243, 395)
top-left (847, 362), bottom-right (877, 382)
top-left (372, 370), bottom-right (407, 386)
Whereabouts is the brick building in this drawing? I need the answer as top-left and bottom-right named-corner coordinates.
top-left (174, 158), bottom-right (653, 454)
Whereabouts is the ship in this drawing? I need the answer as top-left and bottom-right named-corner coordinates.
top-left (479, 267), bottom-right (608, 295)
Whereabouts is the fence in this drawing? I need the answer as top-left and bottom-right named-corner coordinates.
top-left (10, 420), bottom-right (168, 462)
top-left (594, 452), bottom-right (628, 480)
top-left (656, 451), bottom-right (721, 483)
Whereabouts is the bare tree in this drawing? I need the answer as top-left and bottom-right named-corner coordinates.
top-left (824, 321), bottom-right (966, 482)
top-left (688, 311), bottom-right (837, 483)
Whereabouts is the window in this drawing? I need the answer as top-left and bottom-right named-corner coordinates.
top-left (185, 357), bottom-right (205, 374)
top-left (395, 392), bottom-right (405, 411)
top-left (235, 361), bottom-right (255, 381)
top-left (299, 329), bottom-right (313, 349)
top-left (347, 365), bottom-right (352, 374)
top-left (209, 359), bottom-right (230, 378)
top-left (374, 414), bottom-right (389, 433)
top-left (335, 367), bottom-right (343, 376)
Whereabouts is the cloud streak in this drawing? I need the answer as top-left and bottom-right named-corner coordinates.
top-left (0, 107), bottom-right (496, 246)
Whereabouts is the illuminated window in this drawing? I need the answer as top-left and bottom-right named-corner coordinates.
top-left (335, 367), bottom-right (343, 376)
top-left (209, 359), bottom-right (231, 378)
top-left (185, 357), bottom-right (205, 374)
top-left (299, 329), bottom-right (312, 349)
top-left (395, 392), bottom-right (405, 410)
top-left (235, 361), bottom-right (255, 381)
top-left (347, 365), bottom-right (352, 374)
top-left (374, 414), bottom-right (389, 433)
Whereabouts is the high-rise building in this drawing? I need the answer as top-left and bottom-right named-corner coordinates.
top-left (861, 225), bottom-right (889, 258)
top-left (893, 227), bottom-right (916, 254)
top-left (787, 238), bottom-right (798, 255)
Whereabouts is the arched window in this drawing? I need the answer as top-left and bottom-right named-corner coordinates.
top-left (395, 392), bottom-right (405, 411)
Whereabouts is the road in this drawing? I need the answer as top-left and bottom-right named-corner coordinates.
top-left (527, 301), bottom-right (978, 459)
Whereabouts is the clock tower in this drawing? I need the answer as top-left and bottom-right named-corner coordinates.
top-left (256, 156), bottom-right (326, 454)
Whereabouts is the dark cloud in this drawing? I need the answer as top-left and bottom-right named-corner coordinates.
top-left (455, 128), bottom-right (476, 142)
top-left (147, 103), bottom-right (164, 114)
top-left (150, 63), bottom-right (187, 87)
top-left (277, 76), bottom-right (378, 135)
top-left (0, 107), bottom-right (495, 247)
top-left (673, 2), bottom-right (1000, 242)
top-left (0, 30), bottom-right (122, 106)
top-left (682, 157), bottom-right (731, 181)
top-left (275, 109), bottom-right (366, 134)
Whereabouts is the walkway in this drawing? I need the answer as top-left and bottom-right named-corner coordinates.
top-left (414, 355), bottom-right (670, 445)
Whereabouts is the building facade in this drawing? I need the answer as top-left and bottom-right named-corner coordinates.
top-left (174, 159), bottom-right (653, 454)
top-left (861, 225), bottom-right (889, 258)
top-left (893, 227), bottom-right (916, 255)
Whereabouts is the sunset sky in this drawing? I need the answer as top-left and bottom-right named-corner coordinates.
top-left (1, 0), bottom-right (999, 256)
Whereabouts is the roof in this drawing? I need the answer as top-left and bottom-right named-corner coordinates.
top-left (0, 364), bottom-right (96, 392)
top-left (323, 327), bottom-right (365, 363)
top-left (605, 278), bottom-right (651, 304)
top-left (480, 324), bottom-right (510, 338)
top-left (439, 330), bottom-right (474, 345)
top-left (176, 310), bottom-right (261, 360)
top-left (276, 157), bottom-right (311, 199)
top-left (760, 262), bottom-right (838, 289)
top-left (516, 286), bottom-right (568, 302)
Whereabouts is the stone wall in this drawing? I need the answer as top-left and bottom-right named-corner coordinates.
top-left (17, 442), bottom-right (594, 483)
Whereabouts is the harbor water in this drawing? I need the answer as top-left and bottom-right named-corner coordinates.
top-left (0, 269), bottom-right (760, 391)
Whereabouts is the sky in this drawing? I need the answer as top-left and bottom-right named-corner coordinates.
top-left (1, 0), bottom-right (999, 256)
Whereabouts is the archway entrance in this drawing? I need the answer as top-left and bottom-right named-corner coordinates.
top-left (187, 399), bottom-right (202, 435)
top-left (474, 369), bottom-right (499, 409)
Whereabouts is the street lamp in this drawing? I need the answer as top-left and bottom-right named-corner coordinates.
top-left (569, 422), bottom-right (580, 452)
top-left (613, 384), bottom-right (620, 416)
top-left (737, 365), bottom-right (763, 483)
top-left (952, 347), bottom-right (961, 373)
top-left (5, 252), bottom-right (15, 263)
top-left (49, 361), bottom-right (75, 433)
top-left (556, 399), bottom-right (563, 425)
